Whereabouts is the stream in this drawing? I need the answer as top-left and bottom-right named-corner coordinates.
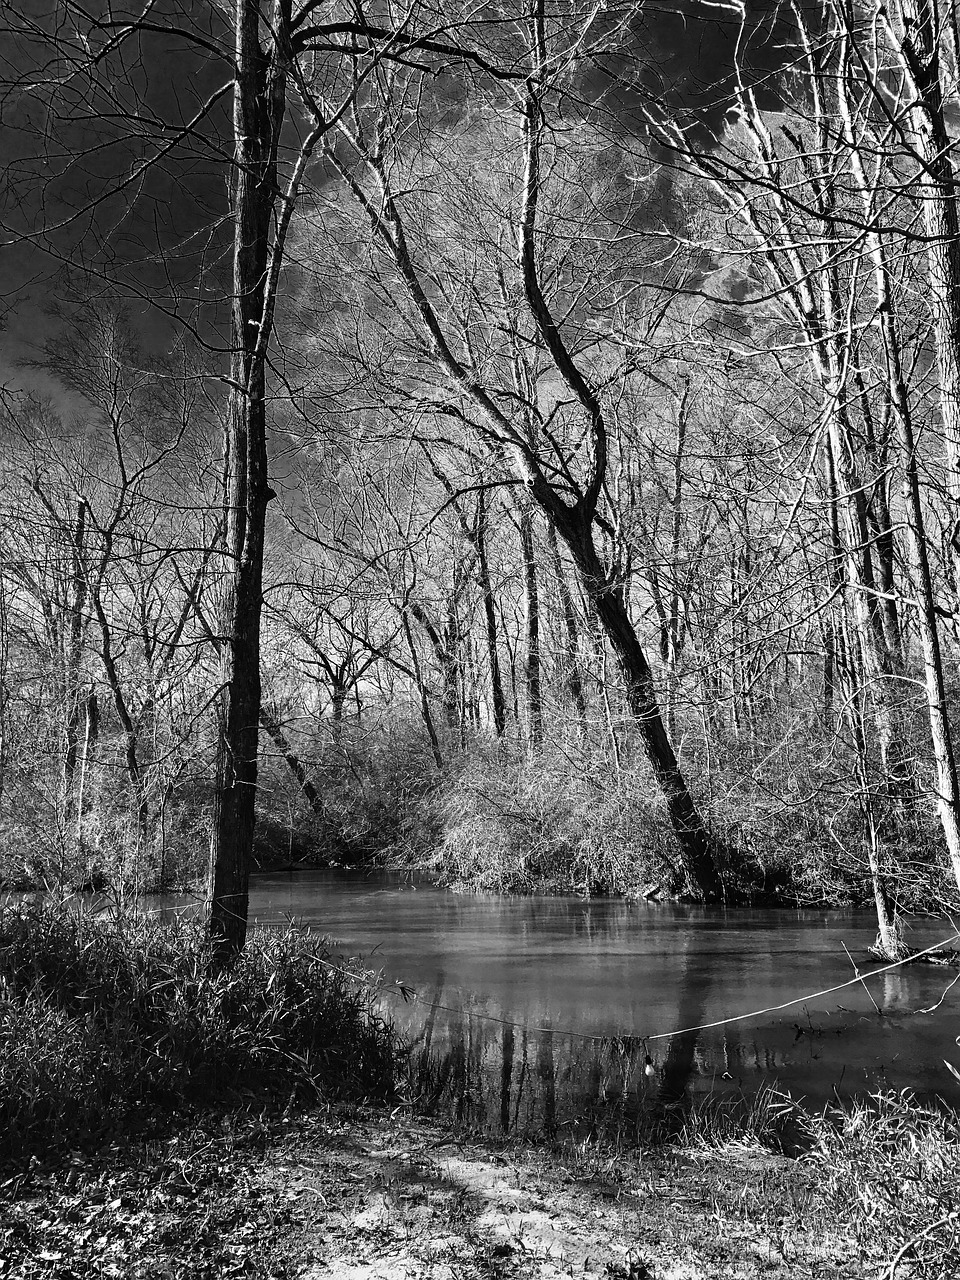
top-left (152, 869), bottom-right (960, 1136)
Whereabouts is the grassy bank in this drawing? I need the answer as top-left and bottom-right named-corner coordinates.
top-left (0, 904), bottom-right (400, 1163)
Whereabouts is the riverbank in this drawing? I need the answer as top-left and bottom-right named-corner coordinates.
top-left (3, 1095), bottom-right (956, 1279)
top-left (0, 1105), bottom-right (862, 1279)
top-left (1, 903), bottom-right (958, 1278)
top-left (0, 905), bottom-right (400, 1163)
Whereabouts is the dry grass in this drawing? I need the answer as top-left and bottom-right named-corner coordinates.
top-left (0, 903), bottom-right (401, 1162)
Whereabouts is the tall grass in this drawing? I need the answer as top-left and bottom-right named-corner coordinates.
top-left (675, 1084), bottom-right (820, 1154)
top-left (0, 903), bottom-right (401, 1162)
top-left (677, 1086), bottom-right (960, 1278)
top-left (810, 1092), bottom-right (960, 1279)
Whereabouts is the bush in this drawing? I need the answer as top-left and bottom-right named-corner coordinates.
top-left (0, 903), bottom-right (401, 1161)
top-left (433, 744), bottom-right (676, 895)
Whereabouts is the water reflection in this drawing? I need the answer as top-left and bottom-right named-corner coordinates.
top-left (656, 934), bottom-right (713, 1132)
top-left (403, 987), bottom-right (736, 1141)
top-left (137, 869), bottom-right (960, 1132)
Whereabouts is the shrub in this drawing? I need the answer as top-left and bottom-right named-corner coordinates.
top-left (433, 744), bottom-right (675, 895)
top-left (0, 903), bottom-right (401, 1161)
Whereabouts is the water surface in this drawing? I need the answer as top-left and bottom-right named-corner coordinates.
top-left (159, 870), bottom-right (960, 1134)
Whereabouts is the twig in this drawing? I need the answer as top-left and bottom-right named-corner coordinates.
top-left (884, 1211), bottom-right (958, 1280)
top-left (915, 969), bottom-right (960, 1015)
top-left (841, 941), bottom-right (883, 1015)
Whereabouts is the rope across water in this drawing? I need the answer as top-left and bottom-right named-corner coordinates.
top-left (364, 931), bottom-right (960, 1047)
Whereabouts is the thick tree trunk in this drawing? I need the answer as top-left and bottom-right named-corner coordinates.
top-left (208, 0), bottom-right (282, 959)
top-left (555, 510), bottom-right (723, 901)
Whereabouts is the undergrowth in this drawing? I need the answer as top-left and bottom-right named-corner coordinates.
top-left (810, 1091), bottom-right (960, 1279)
top-left (0, 903), bottom-right (401, 1163)
top-left (432, 746), bottom-right (674, 895)
top-left (679, 1087), bottom-right (960, 1279)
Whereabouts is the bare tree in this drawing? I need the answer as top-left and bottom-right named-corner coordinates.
top-left (306, 21), bottom-right (726, 898)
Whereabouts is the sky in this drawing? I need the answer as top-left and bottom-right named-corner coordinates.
top-left (0, 0), bottom-right (799, 407)
top-left (0, 0), bottom-right (233, 402)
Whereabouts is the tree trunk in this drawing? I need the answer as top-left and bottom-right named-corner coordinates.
top-left (888, 0), bottom-right (960, 606)
top-left (447, 564), bottom-right (467, 747)
top-left (259, 707), bottom-right (324, 814)
top-left (666, 390), bottom-right (688, 738)
top-left (74, 687), bottom-right (98, 848)
top-left (401, 613), bottom-right (444, 771)
top-left (409, 600), bottom-right (460, 739)
top-left (836, 44), bottom-right (960, 893)
top-left (556, 510), bottom-right (723, 901)
top-left (208, 0), bottom-right (283, 960)
top-left (475, 488), bottom-right (506, 737)
top-left (94, 593), bottom-right (149, 844)
top-left (519, 504), bottom-right (544, 750)
top-left (63, 498), bottom-right (88, 806)
top-left (546, 521), bottom-right (587, 733)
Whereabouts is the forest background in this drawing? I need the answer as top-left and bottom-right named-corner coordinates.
top-left (3, 0), bottom-right (960, 960)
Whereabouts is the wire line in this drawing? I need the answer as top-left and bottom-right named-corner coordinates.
top-left (378, 931), bottom-right (960, 1047)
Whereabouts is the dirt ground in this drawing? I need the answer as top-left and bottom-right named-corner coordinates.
top-left (0, 1107), bottom-right (861, 1279)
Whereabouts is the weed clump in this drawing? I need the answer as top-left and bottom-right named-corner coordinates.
top-left (0, 903), bottom-right (401, 1162)
top-left (809, 1091), bottom-right (960, 1279)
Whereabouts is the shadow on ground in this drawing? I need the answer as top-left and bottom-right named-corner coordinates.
top-left (0, 1107), bottom-right (860, 1279)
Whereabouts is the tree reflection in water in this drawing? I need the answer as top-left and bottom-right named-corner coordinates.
top-left (654, 936), bottom-right (712, 1136)
top-left (406, 979), bottom-right (708, 1140)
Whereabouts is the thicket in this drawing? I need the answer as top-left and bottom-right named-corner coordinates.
top-left (0, 905), bottom-right (400, 1162)
top-left (1, 687), bottom-right (952, 913)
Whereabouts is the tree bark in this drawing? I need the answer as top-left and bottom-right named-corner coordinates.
top-left (546, 521), bottom-right (588, 733)
top-left (836, 37), bottom-right (960, 894)
top-left (93, 592), bottom-right (149, 841)
top-left (555, 508), bottom-right (723, 901)
top-left (519, 503), bottom-right (544, 750)
top-left (886, 0), bottom-right (960, 607)
top-left (63, 498), bottom-right (88, 805)
top-left (208, 0), bottom-right (285, 960)
top-left (475, 488), bottom-right (507, 737)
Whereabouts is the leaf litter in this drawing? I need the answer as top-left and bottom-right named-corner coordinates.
top-left (0, 1106), bottom-right (864, 1279)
